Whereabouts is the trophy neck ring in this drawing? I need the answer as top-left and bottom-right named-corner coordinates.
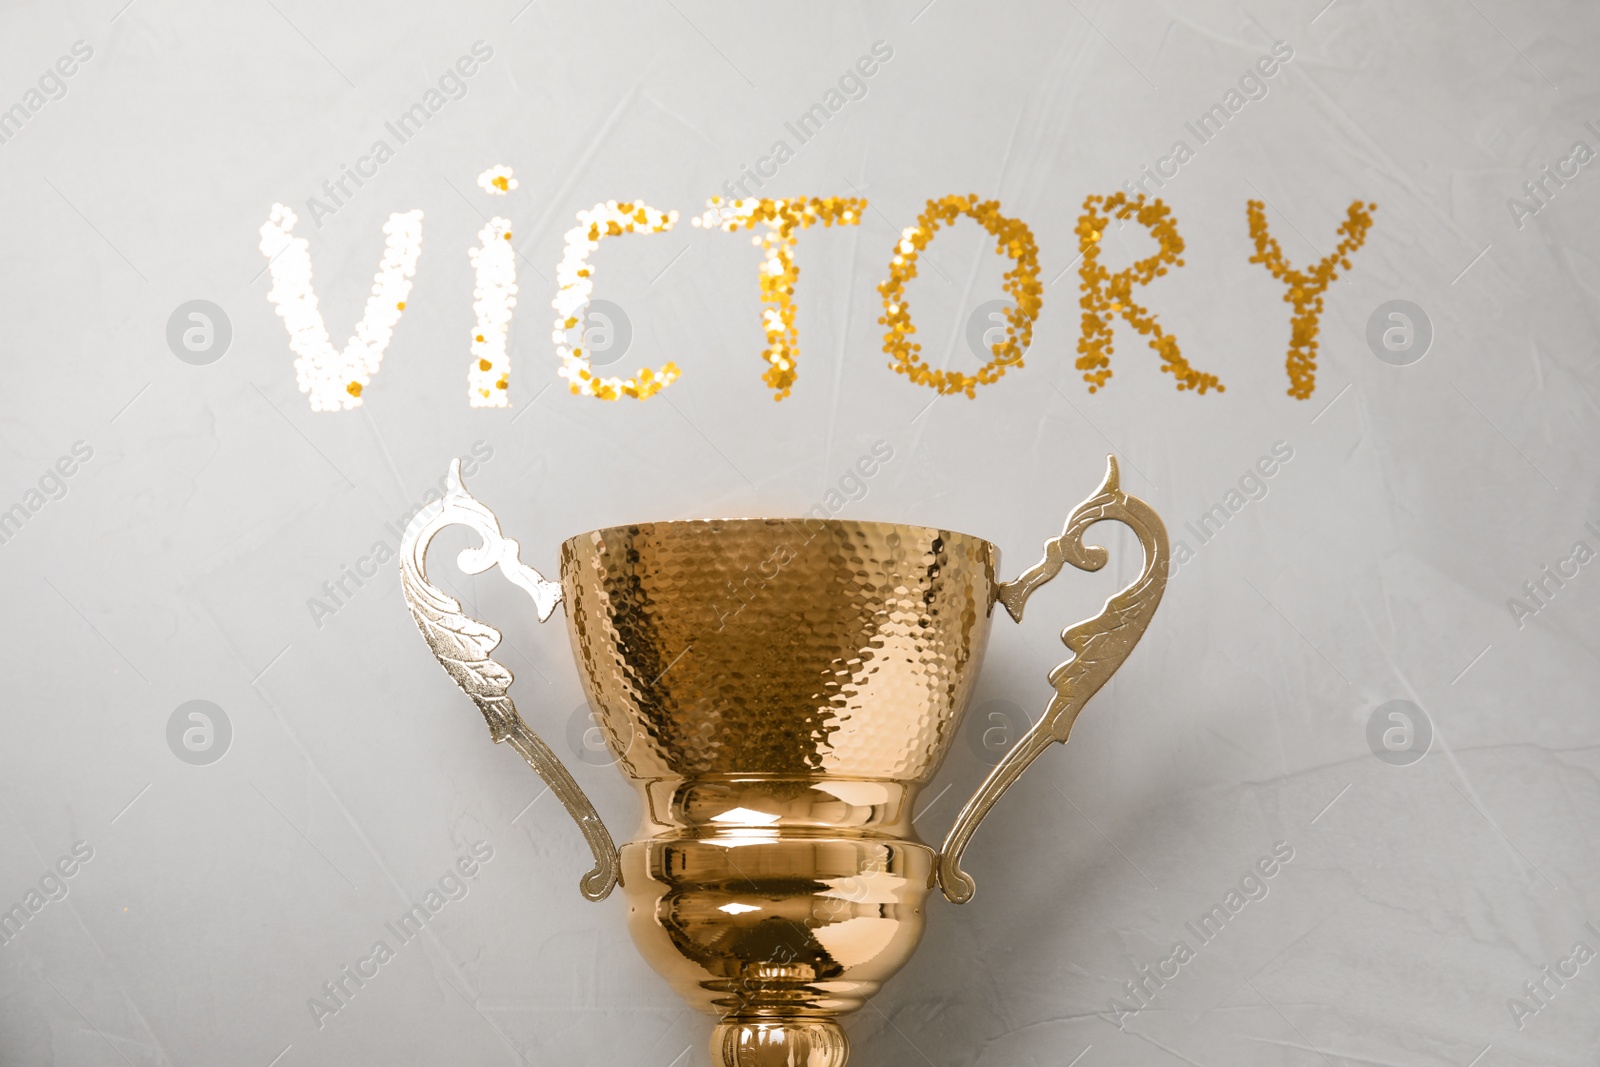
top-left (634, 775), bottom-right (934, 845)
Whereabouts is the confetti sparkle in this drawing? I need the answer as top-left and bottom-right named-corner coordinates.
top-left (1076, 192), bottom-right (1220, 395)
top-left (1247, 199), bottom-right (1376, 400)
top-left (554, 201), bottom-right (680, 401)
top-left (477, 164), bottom-right (518, 196)
top-left (877, 194), bottom-right (1042, 398)
top-left (258, 204), bottom-right (423, 411)
top-left (466, 166), bottom-right (519, 407)
top-left (694, 196), bottom-right (864, 400)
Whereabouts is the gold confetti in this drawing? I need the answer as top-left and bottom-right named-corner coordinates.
top-left (555, 201), bottom-right (681, 401)
top-left (477, 165), bottom-right (517, 196)
top-left (694, 196), bottom-right (865, 399)
top-left (468, 168), bottom-right (518, 408)
top-left (1076, 192), bottom-right (1220, 395)
top-left (877, 194), bottom-right (1042, 397)
top-left (1247, 199), bottom-right (1377, 399)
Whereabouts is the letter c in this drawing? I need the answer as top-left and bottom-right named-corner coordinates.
top-left (1155, 956), bottom-right (1180, 979)
top-left (1557, 554), bottom-right (1580, 578)
top-left (1156, 155), bottom-right (1179, 179)
top-left (355, 155), bottom-right (378, 178)
top-left (555, 201), bottom-right (680, 400)
top-left (1557, 955), bottom-right (1580, 978)
top-left (355, 955), bottom-right (379, 978)
top-left (1558, 156), bottom-right (1580, 179)
top-left (755, 155), bottom-right (778, 178)
top-left (354, 554), bottom-right (379, 578)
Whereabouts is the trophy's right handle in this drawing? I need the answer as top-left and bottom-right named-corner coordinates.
top-left (399, 459), bottom-right (620, 902)
top-left (936, 456), bottom-right (1168, 904)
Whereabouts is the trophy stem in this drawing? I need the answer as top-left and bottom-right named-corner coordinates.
top-left (713, 1018), bottom-right (850, 1067)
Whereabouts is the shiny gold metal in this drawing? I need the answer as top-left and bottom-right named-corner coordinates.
top-left (937, 456), bottom-right (1167, 903)
top-left (399, 462), bottom-right (620, 901)
top-left (398, 455), bottom-right (1168, 1066)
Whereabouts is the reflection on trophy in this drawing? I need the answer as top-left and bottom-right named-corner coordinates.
top-left (399, 456), bottom-right (1167, 1067)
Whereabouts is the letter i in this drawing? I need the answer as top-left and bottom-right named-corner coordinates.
top-left (469, 165), bottom-right (519, 408)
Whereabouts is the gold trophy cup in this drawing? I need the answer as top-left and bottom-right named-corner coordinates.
top-left (399, 456), bottom-right (1167, 1066)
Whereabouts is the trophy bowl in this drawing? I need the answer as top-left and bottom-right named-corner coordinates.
top-left (400, 456), bottom-right (1167, 1066)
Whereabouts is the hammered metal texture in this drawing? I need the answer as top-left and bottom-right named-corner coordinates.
top-left (403, 465), bottom-right (1169, 1067)
top-left (558, 518), bottom-right (1000, 783)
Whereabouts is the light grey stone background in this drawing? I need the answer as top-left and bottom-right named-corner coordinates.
top-left (1, 0), bottom-right (1596, 1064)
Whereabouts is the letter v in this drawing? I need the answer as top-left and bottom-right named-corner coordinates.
top-left (258, 203), bottom-right (424, 411)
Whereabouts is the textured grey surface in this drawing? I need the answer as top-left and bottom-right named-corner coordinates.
top-left (1, 1), bottom-right (1598, 1064)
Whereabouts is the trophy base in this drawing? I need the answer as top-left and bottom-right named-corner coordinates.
top-left (714, 1018), bottom-right (850, 1067)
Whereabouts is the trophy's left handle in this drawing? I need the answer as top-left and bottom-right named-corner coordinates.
top-left (399, 459), bottom-right (620, 902)
top-left (936, 455), bottom-right (1168, 904)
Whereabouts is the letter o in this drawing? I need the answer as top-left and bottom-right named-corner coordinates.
top-left (880, 194), bottom-right (1042, 397)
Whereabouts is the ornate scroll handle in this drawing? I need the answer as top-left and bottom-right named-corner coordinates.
top-left (399, 459), bottom-right (620, 902)
top-left (936, 455), bottom-right (1168, 904)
